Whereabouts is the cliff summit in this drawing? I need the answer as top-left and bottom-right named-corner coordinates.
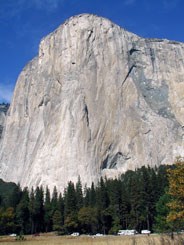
top-left (0, 14), bottom-right (184, 190)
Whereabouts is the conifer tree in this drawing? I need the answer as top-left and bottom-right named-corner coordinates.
top-left (44, 186), bottom-right (52, 232)
top-left (29, 187), bottom-right (35, 234)
top-left (9, 183), bottom-right (22, 209)
top-left (64, 181), bottom-right (77, 217)
top-left (34, 186), bottom-right (44, 232)
top-left (57, 193), bottom-right (64, 226)
top-left (16, 187), bottom-right (30, 234)
top-left (89, 182), bottom-right (96, 207)
top-left (52, 210), bottom-right (62, 232)
top-left (83, 185), bottom-right (90, 207)
top-left (154, 192), bottom-right (172, 232)
top-left (51, 186), bottom-right (58, 213)
top-left (64, 181), bottom-right (78, 232)
top-left (78, 206), bottom-right (98, 234)
top-left (76, 176), bottom-right (83, 210)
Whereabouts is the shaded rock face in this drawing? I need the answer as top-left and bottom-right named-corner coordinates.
top-left (0, 14), bottom-right (184, 191)
top-left (0, 104), bottom-right (9, 139)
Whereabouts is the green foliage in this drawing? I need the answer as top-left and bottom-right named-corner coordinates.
top-left (78, 207), bottom-right (98, 234)
top-left (0, 207), bottom-right (16, 234)
top-left (52, 210), bottom-right (62, 232)
top-left (154, 192), bottom-right (172, 232)
top-left (0, 164), bottom-right (176, 235)
top-left (16, 188), bottom-right (30, 233)
top-left (64, 181), bottom-right (77, 217)
top-left (0, 179), bottom-right (19, 207)
top-left (64, 213), bottom-right (78, 233)
top-left (76, 176), bottom-right (83, 210)
top-left (44, 186), bottom-right (52, 232)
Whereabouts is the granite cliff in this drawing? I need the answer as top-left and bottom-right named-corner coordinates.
top-left (0, 14), bottom-right (183, 190)
top-left (0, 104), bottom-right (9, 139)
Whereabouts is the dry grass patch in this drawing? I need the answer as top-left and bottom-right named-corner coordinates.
top-left (0, 233), bottom-right (184, 245)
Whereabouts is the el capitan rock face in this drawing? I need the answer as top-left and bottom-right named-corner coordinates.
top-left (0, 104), bottom-right (9, 139)
top-left (0, 14), bottom-right (183, 190)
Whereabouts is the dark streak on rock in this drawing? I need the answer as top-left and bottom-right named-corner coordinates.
top-left (129, 48), bottom-right (140, 55)
top-left (84, 103), bottom-right (89, 127)
top-left (121, 64), bottom-right (136, 86)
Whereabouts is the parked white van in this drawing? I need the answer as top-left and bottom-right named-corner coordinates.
top-left (71, 232), bottom-right (79, 236)
top-left (141, 230), bottom-right (151, 234)
top-left (118, 230), bottom-right (137, 235)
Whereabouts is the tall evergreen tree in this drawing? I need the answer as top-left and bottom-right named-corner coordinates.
top-left (16, 187), bottom-right (30, 234)
top-left (96, 178), bottom-right (110, 234)
top-left (89, 182), bottom-right (96, 207)
top-left (51, 186), bottom-right (58, 214)
top-left (9, 183), bottom-right (22, 209)
top-left (64, 181), bottom-right (78, 233)
top-left (83, 185), bottom-right (90, 207)
top-left (34, 186), bottom-right (44, 232)
top-left (29, 187), bottom-right (35, 234)
top-left (76, 176), bottom-right (83, 211)
top-left (57, 193), bottom-right (64, 226)
top-left (154, 192), bottom-right (172, 232)
top-left (64, 181), bottom-right (77, 217)
top-left (44, 186), bottom-right (52, 232)
top-left (52, 210), bottom-right (62, 232)
top-left (78, 207), bottom-right (98, 234)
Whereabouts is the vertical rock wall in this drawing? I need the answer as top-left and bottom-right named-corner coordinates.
top-left (0, 14), bottom-right (183, 191)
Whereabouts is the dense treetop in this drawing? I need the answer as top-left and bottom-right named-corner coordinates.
top-left (0, 162), bottom-right (183, 235)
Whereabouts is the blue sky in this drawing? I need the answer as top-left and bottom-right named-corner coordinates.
top-left (0, 0), bottom-right (183, 102)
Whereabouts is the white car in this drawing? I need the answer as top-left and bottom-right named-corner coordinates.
top-left (141, 230), bottom-right (151, 234)
top-left (9, 234), bottom-right (17, 237)
top-left (95, 233), bottom-right (104, 236)
top-left (71, 232), bottom-right (79, 236)
top-left (118, 230), bottom-right (137, 235)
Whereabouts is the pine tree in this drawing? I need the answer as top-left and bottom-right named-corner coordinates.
top-left (34, 186), bottom-right (44, 232)
top-left (52, 210), bottom-right (62, 232)
top-left (89, 182), bottom-right (96, 207)
top-left (64, 181), bottom-right (77, 217)
top-left (16, 187), bottom-right (30, 234)
top-left (96, 177), bottom-right (110, 234)
top-left (64, 181), bottom-right (78, 233)
top-left (83, 185), bottom-right (90, 207)
top-left (78, 207), bottom-right (98, 234)
top-left (154, 192), bottom-right (172, 232)
top-left (29, 187), bottom-right (35, 234)
top-left (51, 186), bottom-right (58, 213)
top-left (44, 186), bottom-right (52, 232)
top-left (9, 183), bottom-right (22, 209)
top-left (76, 176), bottom-right (83, 210)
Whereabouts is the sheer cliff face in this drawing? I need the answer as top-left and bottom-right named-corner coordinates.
top-left (0, 14), bottom-right (184, 190)
top-left (0, 104), bottom-right (9, 139)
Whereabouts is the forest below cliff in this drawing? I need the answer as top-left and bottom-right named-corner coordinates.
top-left (0, 159), bottom-right (183, 236)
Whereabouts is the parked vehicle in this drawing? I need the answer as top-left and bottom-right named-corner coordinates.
top-left (71, 232), bottom-right (80, 236)
top-left (95, 233), bottom-right (104, 237)
top-left (141, 230), bottom-right (151, 234)
top-left (117, 230), bottom-right (137, 235)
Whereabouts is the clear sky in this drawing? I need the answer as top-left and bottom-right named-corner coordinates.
top-left (0, 0), bottom-right (183, 103)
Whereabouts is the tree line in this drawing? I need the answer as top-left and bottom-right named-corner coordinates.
top-left (0, 159), bottom-right (183, 235)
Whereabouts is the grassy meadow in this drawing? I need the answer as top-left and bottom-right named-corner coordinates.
top-left (0, 233), bottom-right (184, 245)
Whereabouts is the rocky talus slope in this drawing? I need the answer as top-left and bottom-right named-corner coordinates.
top-left (0, 14), bottom-right (183, 190)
